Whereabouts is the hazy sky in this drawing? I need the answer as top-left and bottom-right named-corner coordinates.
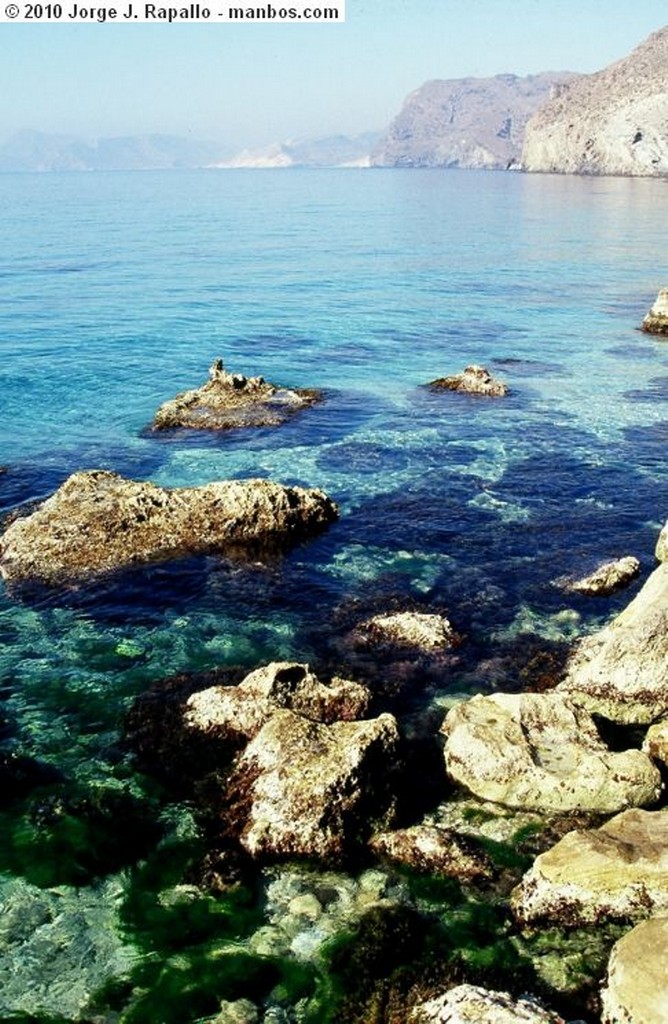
top-left (2, 0), bottom-right (667, 149)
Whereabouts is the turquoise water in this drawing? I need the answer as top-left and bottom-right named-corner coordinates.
top-left (1, 168), bottom-right (668, 1021)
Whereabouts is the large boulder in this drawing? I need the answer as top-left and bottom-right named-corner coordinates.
top-left (441, 692), bottom-right (662, 813)
top-left (411, 984), bottom-right (565, 1023)
top-left (512, 808), bottom-right (668, 926)
top-left (561, 556), bottom-right (640, 596)
top-left (224, 709), bottom-right (400, 862)
top-left (642, 288), bottom-right (668, 336)
top-left (558, 563), bottom-right (668, 723)
top-left (370, 824), bottom-right (495, 883)
top-left (0, 470), bottom-right (338, 586)
top-left (185, 662), bottom-right (370, 740)
top-left (353, 611), bottom-right (459, 651)
top-left (152, 358), bottom-right (321, 431)
top-left (600, 915), bottom-right (668, 1024)
top-left (427, 364), bottom-right (508, 397)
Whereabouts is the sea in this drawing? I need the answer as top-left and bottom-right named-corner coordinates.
top-left (0, 167), bottom-right (667, 1023)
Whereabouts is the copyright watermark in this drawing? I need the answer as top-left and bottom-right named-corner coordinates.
top-left (0, 0), bottom-right (345, 20)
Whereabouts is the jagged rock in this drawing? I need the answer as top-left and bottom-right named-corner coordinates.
top-left (511, 808), bottom-right (668, 926)
top-left (371, 72), bottom-right (575, 170)
top-left (561, 556), bottom-right (640, 596)
top-left (411, 984), bottom-right (565, 1023)
top-left (224, 709), bottom-right (399, 862)
top-left (0, 470), bottom-right (338, 586)
top-left (441, 692), bottom-right (662, 813)
top-left (370, 824), bottom-right (495, 883)
top-left (655, 519), bottom-right (668, 560)
top-left (600, 916), bottom-right (668, 1024)
top-left (522, 27), bottom-right (668, 176)
top-left (152, 358), bottom-right (321, 431)
top-left (185, 662), bottom-right (370, 740)
top-left (558, 563), bottom-right (668, 724)
top-left (354, 612), bottom-right (459, 651)
top-left (642, 719), bottom-right (668, 768)
top-left (642, 288), bottom-right (668, 336)
top-left (427, 365), bottom-right (509, 397)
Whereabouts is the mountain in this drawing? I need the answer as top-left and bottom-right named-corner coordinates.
top-left (211, 133), bottom-right (380, 169)
top-left (0, 131), bottom-right (228, 172)
top-left (370, 72), bottom-right (576, 170)
top-left (522, 27), bottom-right (668, 176)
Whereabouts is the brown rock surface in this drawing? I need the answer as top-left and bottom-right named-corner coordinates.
top-left (427, 365), bottom-right (508, 396)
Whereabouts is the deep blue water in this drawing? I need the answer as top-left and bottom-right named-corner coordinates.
top-left (1, 167), bottom-right (668, 1021)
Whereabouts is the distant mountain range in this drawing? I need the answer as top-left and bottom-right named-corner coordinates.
top-left (211, 133), bottom-right (379, 168)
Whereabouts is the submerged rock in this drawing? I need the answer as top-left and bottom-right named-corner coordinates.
top-left (642, 288), bottom-right (668, 336)
top-left (427, 364), bottom-right (509, 396)
top-left (370, 824), bottom-right (496, 883)
top-left (0, 470), bottom-right (338, 586)
top-left (512, 808), bottom-right (668, 926)
top-left (600, 915), bottom-right (668, 1024)
top-left (152, 358), bottom-right (321, 431)
top-left (558, 562), bottom-right (668, 723)
top-left (441, 692), bottom-right (662, 813)
top-left (411, 984), bottom-right (565, 1023)
top-left (561, 555), bottom-right (640, 596)
top-left (185, 661), bottom-right (371, 740)
top-left (224, 708), bottom-right (399, 862)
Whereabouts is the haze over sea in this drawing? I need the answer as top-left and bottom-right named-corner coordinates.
top-left (1, 166), bottom-right (668, 1021)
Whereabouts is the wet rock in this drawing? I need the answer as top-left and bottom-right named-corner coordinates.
top-left (441, 692), bottom-right (662, 813)
top-left (353, 611), bottom-right (459, 650)
top-left (185, 662), bottom-right (370, 741)
top-left (643, 719), bottom-right (668, 768)
top-left (224, 708), bottom-right (400, 862)
top-left (0, 470), bottom-right (338, 586)
top-left (558, 563), bottom-right (668, 723)
top-left (641, 288), bottom-right (668, 336)
top-left (511, 808), bottom-right (668, 926)
top-left (655, 520), bottom-right (668, 561)
top-left (212, 998), bottom-right (260, 1024)
top-left (370, 824), bottom-right (496, 883)
top-left (427, 364), bottom-right (509, 396)
top-left (152, 358), bottom-right (321, 431)
top-left (600, 915), bottom-right (668, 1024)
top-left (411, 984), bottom-right (565, 1023)
top-left (561, 555), bottom-right (640, 596)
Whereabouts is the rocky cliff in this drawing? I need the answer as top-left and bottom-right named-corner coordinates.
top-left (371, 72), bottom-right (575, 170)
top-left (522, 26), bottom-right (668, 176)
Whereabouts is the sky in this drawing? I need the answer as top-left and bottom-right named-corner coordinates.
top-left (1, 0), bottom-right (667, 150)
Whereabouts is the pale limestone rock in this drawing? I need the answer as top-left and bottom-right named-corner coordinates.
top-left (370, 824), bottom-right (495, 883)
top-left (558, 563), bottom-right (668, 723)
top-left (185, 662), bottom-right (370, 739)
top-left (643, 720), bottom-right (668, 768)
top-left (356, 612), bottom-right (458, 650)
top-left (411, 984), bottom-right (565, 1023)
top-left (600, 916), bottom-right (668, 1024)
top-left (428, 364), bottom-right (509, 397)
top-left (0, 470), bottom-right (337, 586)
top-left (152, 358), bottom-right (320, 431)
top-left (522, 27), bottom-right (668, 177)
top-left (226, 709), bottom-right (399, 861)
top-left (512, 808), bottom-right (668, 926)
top-left (642, 288), bottom-right (668, 336)
top-left (441, 692), bottom-right (662, 813)
top-left (564, 556), bottom-right (640, 596)
top-left (655, 520), bottom-right (668, 561)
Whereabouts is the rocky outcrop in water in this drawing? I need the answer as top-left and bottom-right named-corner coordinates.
top-left (558, 562), bottom-right (668, 723)
top-left (0, 470), bottom-right (338, 586)
top-left (152, 358), bottom-right (321, 431)
top-left (427, 364), bottom-right (509, 397)
top-left (522, 27), bottom-right (668, 176)
top-left (441, 692), bottom-right (662, 813)
top-left (411, 984), bottom-right (565, 1023)
top-left (642, 288), bottom-right (668, 336)
top-left (370, 824), bottom-right (495, 884)
top-left (371, 73), bottom-right (575, 170)
top-left (512, 808), bottom-right (668, 927)
top-left (353, 611), bottom-right (459, 651)
top-left (560, 555), bottom-right (640, 596)
top-left (600, 916), bottom-right (668, 1024)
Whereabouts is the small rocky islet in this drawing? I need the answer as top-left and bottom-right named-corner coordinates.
top-left (2, 353), bottom-right (668, 1023)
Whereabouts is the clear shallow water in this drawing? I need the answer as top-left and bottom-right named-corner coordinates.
top-left (1, 168), bottom-right (668, 1021)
